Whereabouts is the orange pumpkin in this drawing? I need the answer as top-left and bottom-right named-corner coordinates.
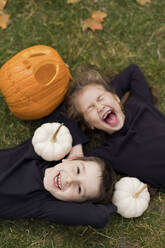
top-left (0, 45), bottom-right (72, 120)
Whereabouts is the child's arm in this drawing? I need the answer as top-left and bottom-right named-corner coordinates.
top-left (110, 64), bottom-right (153, 104)
top-left (38, 199), bottom-right (117, 228)
top-left (66, 144), bottom-right (84, 159)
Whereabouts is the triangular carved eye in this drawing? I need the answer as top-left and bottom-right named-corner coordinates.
top-left (34, 61), bottom-right (59, 85)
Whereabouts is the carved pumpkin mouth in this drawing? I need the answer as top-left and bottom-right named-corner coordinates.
top-left (34, 61), bottom-right (59, 86)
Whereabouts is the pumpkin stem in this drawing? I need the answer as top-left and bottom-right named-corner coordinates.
top-left (51, 123), bottom-right (64, 142)
top-left (132, 184), bottom-right (147, 198)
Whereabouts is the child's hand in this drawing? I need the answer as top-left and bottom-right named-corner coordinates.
top-left (66, 144), bottom-right (84, 160)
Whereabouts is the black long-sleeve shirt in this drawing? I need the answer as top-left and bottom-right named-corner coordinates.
top-left (84, 64), bottom-right (165, 189)
top-left (0, 112), bottom-right (116, 228)
top-left (44, 64), bottom-right (165, 188)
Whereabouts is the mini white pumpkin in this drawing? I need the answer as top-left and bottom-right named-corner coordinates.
top-left (32, 122), bottom-right (72, 161)
top-left (112, 177), bottom-right (150, 218)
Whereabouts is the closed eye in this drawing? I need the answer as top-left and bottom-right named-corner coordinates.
top-left (78, 185), bottom-right (81, 194)
top-left (98, 94), bottom-right (104, 101)
top-left (88, 105), bottom-right (94, 112)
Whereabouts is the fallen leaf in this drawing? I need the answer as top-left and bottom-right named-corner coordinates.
top-left (0, 12), bottom-right (10, 29)
top-left (67, 0), bottom-right (80, 3)
top-left (136, 0), bottom-right (151, 5)
top-left (0, 0), bottom-right (7, 11)
top-left (82, 18), bottom-right (103, 31)
top-left (91, 10), bottom-right (107, 23)
top-left (82, 10), bottom-right (107, 32)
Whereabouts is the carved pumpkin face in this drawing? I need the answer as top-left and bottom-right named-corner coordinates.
top-left (0, 45), bottom-right (72, 120)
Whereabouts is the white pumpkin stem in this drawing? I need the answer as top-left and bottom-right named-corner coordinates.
top-left (51, 123), bottom-right (64, 142)
top-left (132, 184), bottom-right (147, 198)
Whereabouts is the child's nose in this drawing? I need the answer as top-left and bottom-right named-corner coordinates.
top-left (66, 175), bottom-right (79, 186)
top-left (66, 175), bottom-right (72, 185)
top-left (96, 102), bottom-right (103, 112)
top-left (65, 174), bottom-right (80, 187)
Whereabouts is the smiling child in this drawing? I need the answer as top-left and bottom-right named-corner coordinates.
top-left (44, 158), bottom-right (104, 202)
top-left (75, 83), bottom-right (125, 134)
top-left (63, 64), bottom-right (165, 189)
top-left (0, 125), bottom-right (116, 228)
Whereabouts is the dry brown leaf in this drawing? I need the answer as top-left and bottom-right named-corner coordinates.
top-left (82, 10), bottom-right (107, 32)
top-left (136, 0), bottom-right (151, 5)
top-left (82, 18), bottom-right (103, 31)
top-left (67, 0), bottom-right (80, 3)
top-left (91, 10), bottom-right (107, 23)
top-left (0, 12), bottom-right (10, 29)
top-left (0, 0), bottom-right (7, 11)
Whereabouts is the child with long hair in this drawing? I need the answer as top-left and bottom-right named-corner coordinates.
top-left (63, 64), bottom-right (165, 189)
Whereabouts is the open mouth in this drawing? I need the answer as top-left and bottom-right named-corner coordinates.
top-left (102, 109), bottom-right (118, 127)
top-left (54, 172), bottom-right (62, 190)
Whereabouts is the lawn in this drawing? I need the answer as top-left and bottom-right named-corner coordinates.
top-left (0, 0), bottom-right (165, 247)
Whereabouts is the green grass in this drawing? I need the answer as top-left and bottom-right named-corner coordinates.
top-left (0, 0), bottom-right (165, 247)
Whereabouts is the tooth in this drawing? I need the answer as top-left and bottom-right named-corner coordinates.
top-left (57, 174), bottom-right (62, 189)
top-left (57, 175), bottom-right (60, 188)
top-left (103, 110), bottom-right (111, 120)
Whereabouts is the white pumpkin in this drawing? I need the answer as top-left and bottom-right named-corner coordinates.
top-left (112, 177), bottom-right (150, 218)
top-left (32, 122), bottom-right (72, 161)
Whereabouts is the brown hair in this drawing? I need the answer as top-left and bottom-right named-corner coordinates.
top-left (75, 156), bottom-right (117, 204)
top-left (64, 65), bottom-right (116, 130)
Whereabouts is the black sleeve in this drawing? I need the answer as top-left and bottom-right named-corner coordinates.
top-left (39, 200), bottom-right (117, 228)
top-left (42, 104), bottom-right (88, 146)
top-left (0, 137), bottom-right (42, 161)
top-left (83, 144), bottom-right (112, 162)
top-left (110, 64), bottom-right (153, 104)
